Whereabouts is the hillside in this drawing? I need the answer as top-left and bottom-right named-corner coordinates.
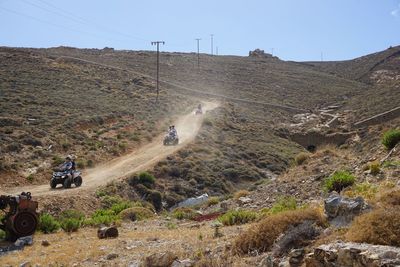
top-left (1, 45), bottom-right (400, 266)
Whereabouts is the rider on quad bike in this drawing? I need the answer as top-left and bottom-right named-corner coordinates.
top-left (164, 125), bottom-right (179, 145)
top-left (50, 155), bottom-right (82, 189)
top-left (195, 104), bottom-right (203, 115)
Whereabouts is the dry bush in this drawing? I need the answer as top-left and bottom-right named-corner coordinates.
top-left (233, 208), bottom-right (325, 255)
top-left (378, 189), bottom-right (400, 206)
top-left (295, 152), bottom-right (310, 165)
top-left (234, 190), bottom-right (250, 199)
top-left (346, 207), bottom-right (400, 246)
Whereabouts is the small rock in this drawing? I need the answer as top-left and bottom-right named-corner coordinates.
top-left (146, 237), bottom-right (159, 242)
top-left (143, 251), bottom-right (178, 267)
top-left (106, 253), bottom-right (119, 260)
top-left (19, 262), bottom-right (31, 267)
top-left (237, 197), bottom-right (252, 205)
top-left (41, 240), bottom-right (50, 247)
top-left (15, 236), bottom-right (33, 247)
top-left (171, 259), bottom-right (195, 267)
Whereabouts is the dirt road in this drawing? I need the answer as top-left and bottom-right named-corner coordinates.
top-left (3, 102), bottom-right (219, 196)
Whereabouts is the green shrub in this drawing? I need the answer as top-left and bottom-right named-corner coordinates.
top-left (60, 218), bottom-right (81, 232)
top-left (119, 207), bottom-right (154, 221)
top-left (324, 170), bottom-right (355, 193)
top-left (369, 161), bottom-right (381, 175)
top-left (268, 196), bottom-right (298, 214)
top-left (295, 152), bottom-right (310, 165)
top-left (85, 209), bottom-right (120, 226)
top-left (382, 129), bottom-right (400, 150)
top-left (110, 201), bottom-right (132, 214)
top-left (59, 209), bottom-right (85, 221)
top-left (172, 207), bottom-right (197, 220)
top-left (218, 210), bottom-right (258, 226)
top-left (130, 172), bottom-right (156, 188)
top-left (39, 213), bottom-right (60, 233)
top-left (0, 229), bottom-right (5, 240)
top-left (206, 197), bottom-right (220, 207)
top-left (86, 159), bottom-right (94, 167)
top-left (26, 174), bottom-right (34, 182)
top-left (101, 195), bottom-right (125, 208)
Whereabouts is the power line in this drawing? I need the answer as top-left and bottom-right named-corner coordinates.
top-left (0, 7), bottom-right (121, 42)
top-left (151, 41), bottom-right (165, 103)
top-left (20, 0), bottom-right (149, 42)
top-left (195, 38), bottom-right (201, 68)
top-left (210, 34), bottom-right (214, 55)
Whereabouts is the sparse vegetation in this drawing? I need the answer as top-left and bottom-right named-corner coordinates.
top-left (346, 208), bottom-right (400, 246)
top-left (119, 207), bottom-right (154, 221)
top-left (218, 210), bottom-right (258, 226)
top-left (266, 196), bottom-right (298, 215)
top-left (234, 190), bottom-right (250, 199)
top-left (368, 161), bottom-right (381, 175)
top-left (382, 129), bottom-right (400, 150)
top-left (295, 152), bottom-right (310, 165)
top-left (233, 208), bottom-right (325, 255)
top-left (345, 182), bottom-right (378, 200)
top-left (324, 170), bottom-right (355, 193)
top-left (39, 213), bottom-right (60, 234)
top-left (172, 207), bottom-right (197, 220)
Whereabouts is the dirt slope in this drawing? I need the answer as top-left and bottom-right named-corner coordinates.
top-left (1, 102), bottom-right (219, 196)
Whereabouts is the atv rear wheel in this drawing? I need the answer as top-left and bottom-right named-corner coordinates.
top-left (50, 179), bottom-right (57, 189)
top-left (74, 176), bottom-right (82, 187)
top-left (174, 139), bottom-right (179, 145)
top-left (63, 178), bottom-right (72, 188)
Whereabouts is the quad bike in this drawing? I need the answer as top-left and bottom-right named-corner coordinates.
top-left (195, 108), bottom-right (203, 115)
top-left (0, 192), bottom-right (38, 241)
top-left (50, 169), bottom-right (83, 189)
top-left (163, 133), bottom-right (179, 145)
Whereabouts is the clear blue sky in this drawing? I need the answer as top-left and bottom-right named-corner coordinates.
top-left (0, 0), bottom-right (399, 61)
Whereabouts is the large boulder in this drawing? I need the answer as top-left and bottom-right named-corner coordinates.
top-left (324, 192), bottom-right (369, 227)
top-left (305, 242), bottom-right (400, 267)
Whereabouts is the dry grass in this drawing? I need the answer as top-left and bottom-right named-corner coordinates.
top-left (378, 189), bottom-right (400, 206)
top-left (346, 207), bottom-right (400, 246)
top-left (233, 208), bottom-right (325, 255)
top-left (234, 190), bottom-right (250, 199)
top-left (0, 219), bottom-right (251, 266)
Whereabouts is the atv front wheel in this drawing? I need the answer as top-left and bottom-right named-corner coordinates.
top-left (50, 179), bottom-right (57, 189)
top-left (174, 139), bottom-right (179, 145)
top-left (63, 178), bottom-right (72, 188)
top-left (74, 176), bottom-right (82, 187)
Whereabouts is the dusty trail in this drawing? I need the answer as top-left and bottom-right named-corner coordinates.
top-left (3, 102), bottom-right (219, 197)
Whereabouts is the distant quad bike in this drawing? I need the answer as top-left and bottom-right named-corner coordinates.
top-left (50, 169), bottom-right (83, 189)
top-left (195, 108), bottom-right (203, 115)
top-left (163, 133), bottom-right (179, 146)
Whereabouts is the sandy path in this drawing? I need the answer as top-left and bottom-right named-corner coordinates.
top-left (2, 102), bottom-right (219, 196)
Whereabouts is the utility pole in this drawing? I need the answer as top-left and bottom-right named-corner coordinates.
top-left (151, 41), bottom-right (165, 103)
top-left (195, 38), bottom-right (201, 68)
top-left (210, 34), bottom-right (214, 55)
top-left (271, 48), bottom-right (274, 56)
top-left (216, 46), bottom-right (218, 56)
top-left (320, 51), bottom-right (323, 62)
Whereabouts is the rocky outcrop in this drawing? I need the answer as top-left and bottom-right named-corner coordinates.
top-left (324, 193), bottom-right (369, 227)
top-left (305, 242), bottom-right (400, 267)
